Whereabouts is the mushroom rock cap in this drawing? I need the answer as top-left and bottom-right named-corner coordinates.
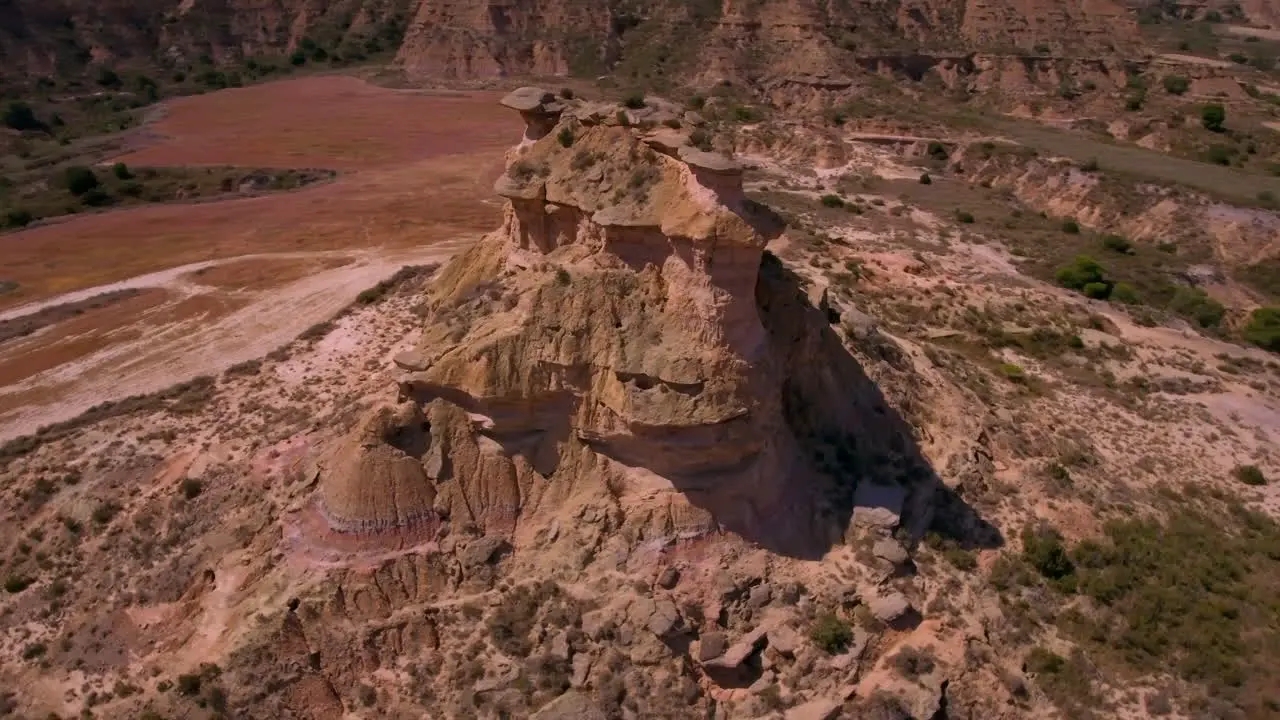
top-left (317, 402), bottom-right (437, 533)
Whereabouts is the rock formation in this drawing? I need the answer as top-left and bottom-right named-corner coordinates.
top-left (313, 87), bottom-right (939, 559)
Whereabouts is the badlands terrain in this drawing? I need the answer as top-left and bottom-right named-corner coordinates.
top-left (2, 2), bottom-right (1280, 720)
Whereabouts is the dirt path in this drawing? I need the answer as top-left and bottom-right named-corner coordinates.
top-left (0, 241), bottom-right (472, 442)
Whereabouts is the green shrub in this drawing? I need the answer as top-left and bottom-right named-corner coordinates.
top-left (919, 172), bottom-right (932, 185)
top-left (999, 363), bottom-right (1026, 381)
top-left (810, 613), bottom-right (853, 654)
top-left (1205, 143), bottom-right (1235, 166)
top-left (1055, 255), bottom-right (1109, 296)
top-left (559, 87), bottom-right (575, 99)
top-left (181, 478), bottom-right (203, 499)
top-left (557, 127), bottom-right (574, 148)
top-left (1110, 282), bottom-right (1140, 304)
top-left (21, 642), bottom-right (46, 660)
top-left (1101, 235), bottom-right (1132, 254)
top-left (732, 106), bottom-right (762, 122)
top-left (555, 268), bottom-right (571, 286)
top-left (3, 208), bottom-right (33, 228)
top-left (687, 95), bottom-right (706, 110)
top-left (927, 141), bottom-right (949, 160)
top-left (892, 646), bottom-right (937, 679)
top-left (1025, 647), bottom-right (1066, 675)
top-left (4, 575), bottom-right (33, 593)
top-left (1162, 75), bottom-right (1190, 95)
top-left (955, 210), bottom-right (975, 224)
top-left (63, 166), bottom-right (100, 195)
top-left (1061, 219), bottom-right (1081, 234)
top-left (1082, 282), bottom-right (1111, 299)
top-left (1233, 464), bottom-right (1267, 486)
top-left (1021, 525), bottom-right (1075, 582)
top-left (943, 547), bottom-right (978, 571)
top-left (623, 93), bottom-right (646, 109)
top-left (1201, 103), bottom-right (1226, 132)
top-left (176, 674), bottom-right (202, 695)
top-left (820, 194), bottom-right (845, 208)
top-left (290, 51), bottom-right (307, 66)
top-left (1243, 307), bottom-right (1280, 351)
top-left (3, 102), bottom-right (42, 131)
top-left (1169, 287), bottom-right (1225, 328)
top-left (1081, 158), bottom-right (1099, 172)
top-left (112, 162), bottom-right (132, 180)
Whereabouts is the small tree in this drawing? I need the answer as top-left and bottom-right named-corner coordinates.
top-left (112, 162), bottom-right (133, 180)
top-left (623, 92), bottom-right (646, 109)
top-left (1061, 219), bottom-right (1081, 234)
top-left (1101, 234), bottom-right (1132, 254)
top-left (919, 172), bottom-right (932, 185)
top-left (820, 194), bottom-right (845, 208)
top-left (1201, 103), bottom-right (1226, 132)
top-left (63, 166), bottom-right (100, 195)
top-left (557, 127), bottom-right (574, 148)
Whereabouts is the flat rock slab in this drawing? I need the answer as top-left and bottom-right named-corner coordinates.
top-left (784, 699), bottom-right (841, 720)
top-left (531, 691), bottom-right (607, 720)
top-left (853, 482), bottom-right (907, 529)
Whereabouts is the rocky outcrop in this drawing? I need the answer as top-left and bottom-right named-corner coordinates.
top-left (312, 86), bottom-right (941, 565)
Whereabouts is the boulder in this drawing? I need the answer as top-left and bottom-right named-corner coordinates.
top-left (460, 535), bottom-right (510, 567)
top-left (656, 567), bottom-right (680, 589)
top-left (852, 482), bottom-right (907, 530)
top-left (531, 691), bottom-right (608, 720)
top-left (869, 592), bottom-right (912, 624)
top-left (704, 626), bottom-right (769, 669)
top-left (748, 583), bottom-right (773, 609)
top-left (785, 699), bottom-right (841, 720)
top-left (766, 625), bottom-right (802, 657)
top-left (872, 538), bottom-right (910, 565)
top-left (646, 598), bottom-right (682, 637)
top-left (697, 631), bottom-right (728, 662)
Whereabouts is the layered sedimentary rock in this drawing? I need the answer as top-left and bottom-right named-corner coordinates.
top-left (313, 88), bottom-right (935, 557)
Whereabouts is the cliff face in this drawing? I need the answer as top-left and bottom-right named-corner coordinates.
top-left (0, 0), bottom-right (1139, 88)
top-left (395, 0), bottom-right (1140, 82)
top-left (308, 89), bottom-right (939, 559)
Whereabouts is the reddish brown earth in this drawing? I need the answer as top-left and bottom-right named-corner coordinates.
top-left (0, 76), bottom-right (517, 313)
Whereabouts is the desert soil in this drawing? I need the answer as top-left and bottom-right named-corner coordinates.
top-left (0, 75), bottom-right (517, 441)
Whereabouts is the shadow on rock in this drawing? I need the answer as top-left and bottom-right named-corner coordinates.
top-left (667, 251), bottom-right (1004, 560)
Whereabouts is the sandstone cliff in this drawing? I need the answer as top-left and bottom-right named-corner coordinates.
top-left (306, 88), bottom-right (941, 562)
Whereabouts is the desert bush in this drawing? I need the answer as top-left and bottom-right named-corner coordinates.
top-left (927, 141), bottom-right (949, 160)
top-left (112, 162), bottom-right (133, 180)
top-left (1202, 103), bottom-right (1226, 132)
top-left (1021, 525), bottom-right (1075, 583)
top-left (181, 478), bottom-right (204, 499)
top-left (919, 172), bottom-right (932, 185)
top-left (3, 208), bottom-right (33, 228)
top-left (623, 92), bottom-right (646, 109)
top-left (820, 194), bottom-right (844, 208)
top-left (1168, 287), bottom-right (1224, 328)
top-left (1243, 307), bottom-right (1280, 351)
top-left (892, 646), bottom-right (937, 679)
top-left (1055, 255), bottom-right (1110, 297)
top-left (1110, 282), bottom-right (1140, 304)
top-left (810, 612), bottom-right (854, 653)
top-left (21, 642), bottom-right (46, 660)
top-left (1101, 235), bottom-right (1132, 254)
top-left (732, 106), bottom-right (762, 122)
top-left (3, 102), bottom-right (42, 131)
top-left (559, 87), bottom-right (575, 99)
top-left (943, 547), bottom-right (978, 570)
top-left (1061, 219), bottom-right (1081, 234)
top-left (1205, 143), bottom-right (1236, 165)
top-left (176, 673), bottom-right (202, 695)
top-left (557, 126), bottom-right (574, 148)
top-left (999, 363), bottom-right (1026, 382)
top-left (4, 574), bottom-right (33, 593)
top-left (955, 210), bottom-right (975, 224)
top-left (1162, 75), bottom-right (1190, 95)
top-left (63, 166), bottom-right (100, 195)
top-left (1233, 464), bottom-right (1267, 486)
top-left (689, 128), bottom-right (712, 151)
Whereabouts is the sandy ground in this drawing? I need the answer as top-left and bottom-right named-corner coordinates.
top-left (0, 74), bottom-right (517, 440)
top-left (0, 242), bottom-right (470, 441)
top-left (0, 76), bottom-right (517, 312)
